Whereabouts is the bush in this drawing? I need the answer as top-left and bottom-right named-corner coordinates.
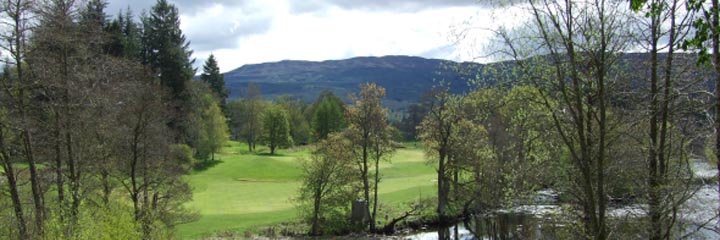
top-left (169, 144), bottom-right (196, 168)
top-left (44, 200), bottom-right (142, 240)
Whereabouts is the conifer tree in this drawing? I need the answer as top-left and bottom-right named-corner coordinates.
top-left (145, 0), bottom-right (195, 141)
top-left (201, 54), bottom-right (228, 110)
top-left (146, 0), bottom-right (194, 96)
top-left (312, 97), bottom-right (345, 140)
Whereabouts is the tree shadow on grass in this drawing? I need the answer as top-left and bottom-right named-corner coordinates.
top-left (255, 152), bottom-right (285, 157)
top-left (193, 160), bottom-right (224, 172)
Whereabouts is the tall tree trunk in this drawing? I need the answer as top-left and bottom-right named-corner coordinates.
top-left (102, 169), bottom-right (111, 205)
top-left (648, 6), bottom-right (662, 239)
top-left (437, 149), bottom-right (447, 222)
top-left (596, 2), bottom-right (608, 239)
top-left (712, 0), bottom-right (720, 214)
top-left (63, 58), bottom-right (81, 221)
top-left (142, 142), bottom-right (151, 238)
top-left (1, 129), bottom-right (28, 239)
top-left (54, 112), bottom-right (65, 208)
top-left (5, 0), bottom-right (44, 234)
top-left (371, 151), bottom-right (380, 231)
top-left (362, 135), bottom-right (371, 229)
top-left (131, 127), bottom-right (141, 221)
top-left (659, 8), bottom-right (679, 239)
top-left (311, 190), bottom-right (321, 236)
top-left (19, 57), bottom-right (44, 237)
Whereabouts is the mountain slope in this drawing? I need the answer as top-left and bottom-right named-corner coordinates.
top-left (222, 53), bottom-right (709, 111)
top-left (223, 56), bottom-right (482, 110)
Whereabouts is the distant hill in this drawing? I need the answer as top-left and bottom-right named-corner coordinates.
top-left (223, 56), bottom-right (485, 111)
top-left (222, 53), bottom-right (710, 111)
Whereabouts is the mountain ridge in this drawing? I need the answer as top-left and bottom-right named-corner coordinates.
top-left (221, 53), bottom-right (707, 111)
top-left (223, 55), bottom-right (481, 110)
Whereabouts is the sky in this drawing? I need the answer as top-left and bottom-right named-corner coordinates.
top-left (106, 0), bottom-right (527, 72)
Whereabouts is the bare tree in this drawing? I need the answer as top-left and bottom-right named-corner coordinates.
top-left (630, 1), bottom-right (701, 239)
top-left (28, 0), bottom-right (112, 223)
top-left (495, 0), bottom-right (632, 238)
top-left (0, 0), bottom-right (44, 234)
top-left (112, 72), bottom-right (194, 237)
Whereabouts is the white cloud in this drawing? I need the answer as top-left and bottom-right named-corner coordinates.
top-left (108, 0), bottom-right (517, 72)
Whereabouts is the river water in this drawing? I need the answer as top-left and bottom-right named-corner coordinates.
top-left (403, 160), bottom-right (719, 240)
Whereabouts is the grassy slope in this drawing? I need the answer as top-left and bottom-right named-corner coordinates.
top-left (176, 141), bottom-right (436, 239)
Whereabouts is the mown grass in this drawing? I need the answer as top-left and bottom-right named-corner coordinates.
top-left (176, 141), bottom-right (436, 239)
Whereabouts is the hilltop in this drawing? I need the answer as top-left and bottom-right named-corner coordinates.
top-left (223, 56), bottom-right (485, 110)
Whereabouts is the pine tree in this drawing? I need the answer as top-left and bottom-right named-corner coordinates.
top-left (122, 8), bottom-right (142, 60)
top-left (201, 54), bottom-right (228, 110)
top-left (146, 0), bottom-right (194, 97)
top-left (145, 0), bottom-right (195, 142)
top-left (81, 0), bottom-right (108, 28)
top-left (105, 8), bottom-right (142, 60)
top-left (312, 98), bottom-right (345, 140)
top-left (104, 12), bottom-right (125, 56)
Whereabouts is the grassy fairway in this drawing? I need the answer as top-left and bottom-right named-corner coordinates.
top-left (176, 141), bottom-right (436, 239)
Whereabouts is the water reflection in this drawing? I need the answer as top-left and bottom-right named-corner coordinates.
top-left (404, 213), bottom-right (554, 240)
top-left (405, 224), bottom-right (472, 240)
top-left (405, 209), bottom-right (720, 240)
top-left (465, 213), bottom-right (556, 240)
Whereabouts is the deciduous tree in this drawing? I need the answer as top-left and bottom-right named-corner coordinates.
top-left (228, 82), bottom-right (265, 152)
top-left (298, 133), bottom-right (356, 236)
top-left (417, 89), bottom-right (462, 222)
top-left (345, 83), bottom-right (394, 231)
top-left (0, 0), bottom-right (34, 236)
top-left (263, 105), bottom-right (292, 155)
top-left (494, 1), bottom-right (632, 238)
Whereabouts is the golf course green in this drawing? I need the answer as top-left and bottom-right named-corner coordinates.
top-left (176, 141), bottom-right (437, 239)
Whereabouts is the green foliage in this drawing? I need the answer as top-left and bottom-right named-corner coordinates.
top-left (186, 80), bottom-right (230, 161)
top-left (105, 8), bottom-right (142, 60)
top-left (227, 83), bottom-right (265, 152)
top-left (396, 102), bottom-right (428, 141)
top-left (344, 83), bottom-right (395, 230)
top-left (201, 54), bottom-right (229, 109)
top-left (43, 200), bottom-right (142, 240)
top-left (276, 95), bottom-right (312, 145)
top-left (263, 105), bottom-right (293, 155)
top-left (169, 144), bottom-right (195, 168)
top-left (311, 96), bottom-right (346, 140)
top-left (297, 133), bottom-right (357, 235)
top-left (306, 90), bottom-right (345, 121)
top-left (417, 86), bottom-right (563, 214)
top-left (176, 141), bottom-right (435, 238)
top-left (197, 103), bottom-right (230, 161)
top-left (146, 0), bottom-right (194, 98)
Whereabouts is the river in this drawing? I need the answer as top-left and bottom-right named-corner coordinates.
top-left (403, 160), bottom-right (719, 240)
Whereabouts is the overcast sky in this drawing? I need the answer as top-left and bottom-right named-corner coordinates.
top-left (106, 0), bottom-right (526, 72)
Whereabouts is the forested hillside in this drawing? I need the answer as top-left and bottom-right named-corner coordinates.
top-left (223, 56), bottom-right (482, 110)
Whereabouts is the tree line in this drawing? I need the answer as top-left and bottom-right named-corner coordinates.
top-left (0, 0), bottom-right (230, 238)
top-left (226, 84), bottom-right (348, 155)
